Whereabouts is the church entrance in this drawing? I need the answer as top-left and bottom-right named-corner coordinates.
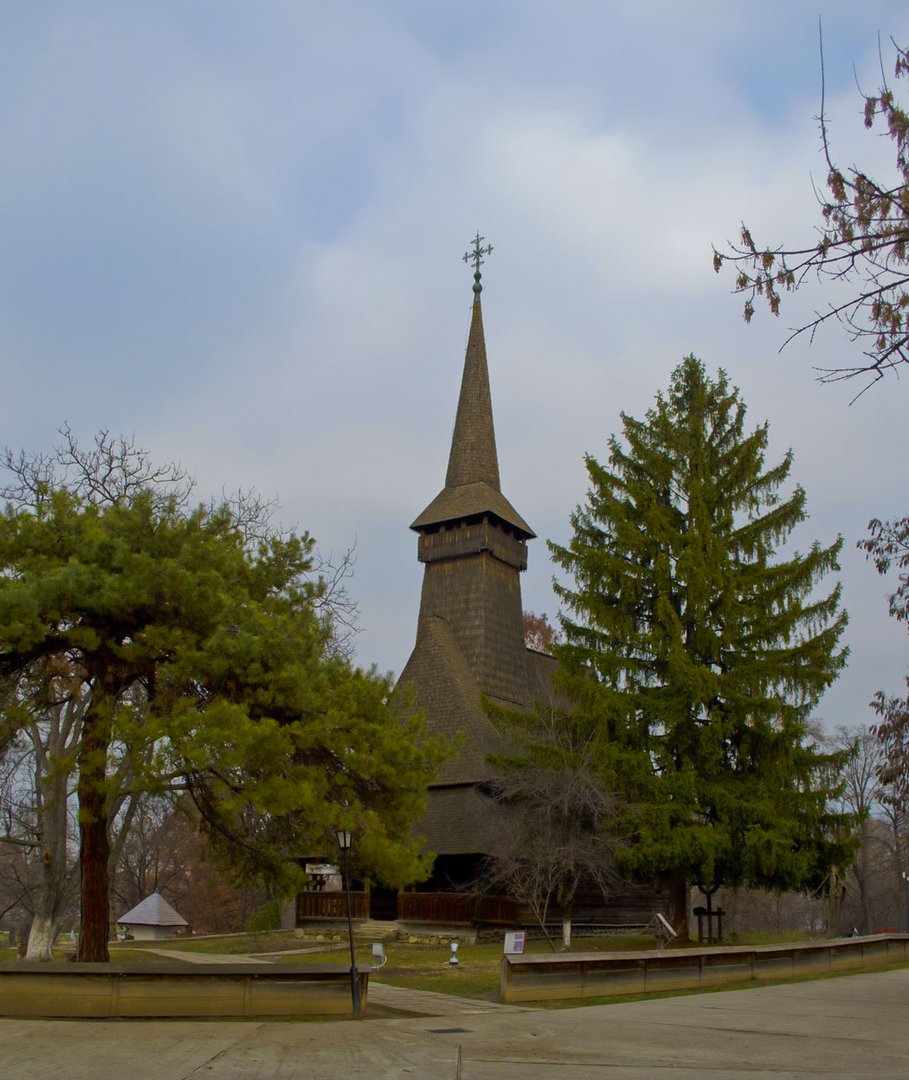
top-left (369, 886), bottom-right (399, 921)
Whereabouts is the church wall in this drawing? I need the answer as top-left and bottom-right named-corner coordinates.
top-left (417, 548), bottom-right (528, 705)
top-left (417, 519), bottom-right (527, 570)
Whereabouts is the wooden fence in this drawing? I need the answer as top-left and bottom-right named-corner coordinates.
top-left (398, 892), bottom-right (519, 925)
top-left (296, 888), bottom-right (519, 925)
top-left (296, 890), bottom-right (368, 922)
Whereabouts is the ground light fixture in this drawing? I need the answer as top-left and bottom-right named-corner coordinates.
top-left (448, 941), bottom-right (459, 967)
top-left (335, 829), bottom-right (361, 1017)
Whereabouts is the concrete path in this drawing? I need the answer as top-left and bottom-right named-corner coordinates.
top-left (368, 980), bottom-right (524, 1016)
top-left (147, 948), bottom-right (271, 965)
top-left (144, 945), bottom-right (349, 963)
top-left (2, 966), bottom-right (908, 1078)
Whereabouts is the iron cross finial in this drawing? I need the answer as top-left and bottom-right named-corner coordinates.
top-left (463, 232), bottom-right (493, 296)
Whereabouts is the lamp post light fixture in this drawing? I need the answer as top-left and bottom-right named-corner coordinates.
top-left (336, 829), bottom-right (361, 1018)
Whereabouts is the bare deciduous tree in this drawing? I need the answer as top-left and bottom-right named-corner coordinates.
top-left (482, 705), bottom-right (622, 950)
top-left (714, 39), bottom-right (909, 392)
top-left (859, 515), bottom-right (909, 809)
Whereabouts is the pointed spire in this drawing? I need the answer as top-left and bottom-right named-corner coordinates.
top-left (411, 237), bottom-right (534, 539)
top-left (445, 294), bottom-right (501, 491)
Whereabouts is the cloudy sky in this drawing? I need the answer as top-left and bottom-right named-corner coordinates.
top-left (2, 2), bottom-right (908, 734)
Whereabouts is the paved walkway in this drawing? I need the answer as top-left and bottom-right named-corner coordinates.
top-left (147, 948), bottom-right (270, 966)
top-left (368, 980), bottom-right (522, 1016)
top-left (2, 966), bottom-right (909, 1078)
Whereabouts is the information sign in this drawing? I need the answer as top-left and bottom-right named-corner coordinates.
top-left (503, 931), bottom-right (526, 954)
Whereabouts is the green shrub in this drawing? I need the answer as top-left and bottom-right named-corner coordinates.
top-left (247, 899), bottom-right (283, 933)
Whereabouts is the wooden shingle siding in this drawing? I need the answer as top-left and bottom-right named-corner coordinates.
top-left (417, 550), bottom-right (528, 705)
top-left (417, 519), bottom-right (528, 571)
top-left (396, 291), bottom-right (542, 867)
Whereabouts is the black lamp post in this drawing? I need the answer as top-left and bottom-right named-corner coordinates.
top-left (336, 829), bottom-right (361, 1017)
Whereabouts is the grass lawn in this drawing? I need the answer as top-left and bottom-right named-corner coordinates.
top-left (134, 930), bottom-right (306, 956)
top-left (115, 930), bottom-right (659, 999)
top-left (102, 947), bottom-right (180, 964)
top-left (6, 931), bottom-right (903, 1010)
top-left (267, 934), bottom-right (660, 1000)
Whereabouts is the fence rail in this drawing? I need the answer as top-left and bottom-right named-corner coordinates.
top-left (398, 892), bottom-right (519, 925)
top-left (296, 891), bottom-right (368, 921)
top-left (296, 889), bottom-right (520, 925)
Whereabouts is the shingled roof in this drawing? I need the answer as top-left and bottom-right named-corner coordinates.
top-left (397, 255), bottom-right (553, 866)
top-left (398, 615), bottom-right (511, 785)
top-left (417, 783), bottom-right (510, 856)
top-left (411, 297), bottom-right (534, 539)
top-left (412, 643), bottom-right (560, 854)
top-left (118, 891), bottom-right (188, 927)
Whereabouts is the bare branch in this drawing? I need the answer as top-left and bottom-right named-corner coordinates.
top-left (312, 544), bottom-right (361, 659)
top-left (0, 426), bottom-right (194, 511)
top-left (714, 39), bottom-right (909, 389)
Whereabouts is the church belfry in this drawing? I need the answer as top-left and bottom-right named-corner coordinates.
top-left (408, 236), bottom-right (534, 707)
top-left (396, 235), bottom-right (556, 887)
top-left (295, 239), bottom-right (672, 931)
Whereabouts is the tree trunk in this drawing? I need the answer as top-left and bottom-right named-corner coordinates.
top-left (825, 869), bottom-right (846, 937)
top-left (857, 819), bottom-right (873, 934)
top-left (667, 872), bottom-right (690, 941)
top-left (557, 882), bottom-right (577, 951)
top-left (77, 804), bottom-right (111, 961)
top-left (893, 815), bottom-right (907, 933)
top-left (27, 735), bottom-right (74, 962)
top-left (26, 912), bottom-right (60, 962)
top-left (26, 847), bottom-right (66, 960)
top-left (76, 704), bottom-right (112, 963)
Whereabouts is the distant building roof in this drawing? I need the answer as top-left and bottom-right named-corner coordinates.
top-left (118, 891), bottom-right (188, 927)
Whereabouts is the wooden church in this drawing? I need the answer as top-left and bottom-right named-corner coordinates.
top-left (392, 242), bottom-right (558, 912)
top-left (297, 239), bottom-right (667, 932)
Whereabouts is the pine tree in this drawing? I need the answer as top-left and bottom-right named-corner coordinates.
top-left (0, 433), bottom-right (446, 961)
top-left (550, 356), bottom-right (856, 929)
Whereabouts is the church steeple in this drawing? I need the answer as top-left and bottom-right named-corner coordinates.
top-left (411, 237), bottom-right (533, 539)
top-left (444, 295), bottom-right (501, 491)
top-left (404, 237), bottom-right (534, 707)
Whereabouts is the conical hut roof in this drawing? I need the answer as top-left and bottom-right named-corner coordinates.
top-left (118, 891), bottom-right (188, 927)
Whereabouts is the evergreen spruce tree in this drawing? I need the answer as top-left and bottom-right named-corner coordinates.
top-left (550, 356), bottom-right (856, 930)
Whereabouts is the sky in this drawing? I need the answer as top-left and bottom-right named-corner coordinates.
top-left (1, 2), bottom-right (908, 735)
